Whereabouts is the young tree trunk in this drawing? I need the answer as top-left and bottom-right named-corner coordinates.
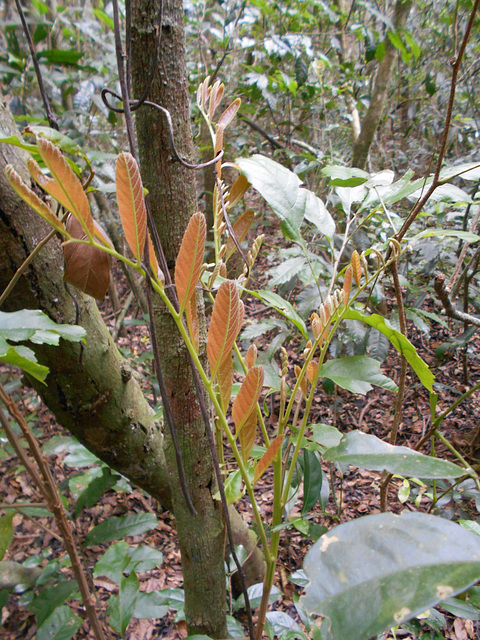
top-left (351, 0), bottom-right (412, 169)
top-left (130, 0), bottom-right (228, 637)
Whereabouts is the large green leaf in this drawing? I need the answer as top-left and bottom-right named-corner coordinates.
top-left (107, 572), bottom-right (139, 635)
top-left (0, 338), bottom-right (49, 382)
top-left (36, 605), bottom-right (82, 640)
top-left (245, 289), bottom-right (308, 339)
top-left (237, 155), bottom-right (335, 241)
top-left (302, 512), bottom-right (480, 640)
top-left (0, 512), bottom-right (14, 561)
top-left (133, 591), bottom-right (170, 620)
top-left (0, 309), bottom-right (86, 344)
top-left (320, 355), bottom-right (398, 395)
top-left (30, 580), bottom-right (79, 626)
top-left (324, 431), bottom-right (465, 479)
top-left (344, 310), bottom-right (434, 391)
top-left (84, 513), bottom-right (158, 546)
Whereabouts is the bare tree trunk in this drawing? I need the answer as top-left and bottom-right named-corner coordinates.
top-left (130, 0), bottom-right (228, 636)
top-left (351, 0), bottom-right (412, 169)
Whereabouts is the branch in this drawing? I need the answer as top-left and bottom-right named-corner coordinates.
top-left (434, 273), bottom-right (480, 327)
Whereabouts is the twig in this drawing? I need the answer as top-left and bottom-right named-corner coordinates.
top-left (434, 273), bottom-right (480, 327)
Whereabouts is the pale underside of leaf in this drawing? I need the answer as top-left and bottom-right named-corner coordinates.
top-left (116, 152), bottom-right (147, 263)
top-left (232, 365), bottom-right (264, 436)
top-left (207, 281), bottom-right (243, 379)
top-left (36, 138), bottom-right (93, 235)
top-left (5, 165), bottom-right (63, 233)
top-left (254, 434), bottom-right (284, 484)
top-left (63, 216), bottom-right (111, 300)
top-left (175, 212), bottom-right (206, 314)
top-left (225, 209), bottom-right (255, 261)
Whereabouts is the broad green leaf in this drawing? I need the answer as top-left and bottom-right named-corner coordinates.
top-left (344, 310), bottom-right (434, 391)
top-left (69, 466), bottom-right (118, 516)
top-left (408, 183), bottom-right (471, 203)
top-left (320, 355), bottom-right (397, 395)
top-left (439, 597), bottom-right (480, 620)
top-left (251, 289), bottom-right (308, 339)
top-left (309, 424), bottom-right (343, 452)
top-left (265, 610), bottom-right (304, 638)
top-left (93, 8), bottom-right (114, 29)
top-left (25, 126), bottom-right (83, 156)
top-left (94, 541), bottom-right (130, 583)
top-left (235, 582), bottom-right (281, 611)
top-left (36, 605), bottom-right (82, 640)
top-left (460, 520), bottom-right (480, 537)
top-left (227, 615), bottom-right (246, 639)
top-left (0, 309), bottom-right (86, 344)
top-left (440, 162), bottom-right (480, 182)
top-left (133, 591), bottom-right (169, 619)
top-left (37, 49), bottom-right (85, 65)
top-left (237, 155), bottom-right (335, 241)
top-left (30, 580), bottom-right (79, 626)
top-left (301, 450), bottom-right (323, 515)
top-left (0, 132), bottom-right (38, 152)
top-left (127, 545), bottom-right (164, 573)
top-left (302, 512), bottom-right (480, 640)
top-left (324, 431), bottom-right (465, 479)
top-left (221, 470), bottom-right (243, 505)
top-left (411, 228), bottom-right (480, 243)
top-left (321, 166), bottom-right (369, 186)
top-left (0, 339), bottom-right (49, 382)
top-left (85, 513), bottom-right (158, 546)
top-left (0, 512), bottom-right (14, 561)
top-left (107, 572), bottom-right (140, 634)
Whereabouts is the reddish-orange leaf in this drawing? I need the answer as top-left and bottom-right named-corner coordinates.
top-left (35, 138), bottom-right (93, 235)
top-left (186, 294), bottom-right (200, 353)
top-left (227, 174), bottom-right (250, 210)
top-left (215, 125), bottom-right (224, 177)
top-left (239, 411), bottom-right (257, 463)
top-left (217, 354), bottom-right (233, 412)
top-left (307, 360), bottom-right (319, 384)
top-left (175, 212), bottom-right (206, 314)
top-left (115, 152), bottom-right (147, 263)
top-left (225, 209), bottom-right (255, 261)
top-left (217, 98), bottom-right (241, 129)
top-left (5, 165), bottom-right (63, 233)
top-left (232, 365), bottom-right (264, 436)
top-left (246, 344), bottom-right (257, 370)
top-left (208, 81), bottom-right (224, 120)
top-left (343, 264), bottom-right (353, 301)
top-left (254, 434), bottom-right (284, 484)
top-left (295, 364), bottom-right (307, 397)
top-left (207, 281), bottom-right (243, 379)
top-left (63, 216), bottom-right (111, 300)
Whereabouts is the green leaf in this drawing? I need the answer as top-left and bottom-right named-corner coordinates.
top-left (245, 289), bottom-right (308, 339)
top-left (265, 610), bottom-right (304, 638)
top-left (411, 228), bottom-right (480, 243)
top-left (343, 310), bottom-right (434, 391)
top-left (30, 580), bottom-right (79, 626)
top-left (37, 49), bottom-right (85, 65)
top-left (132, 591), bottom-right (170, 619)
top-left (25, 126), bottom-right (83, 156)
top-left (93, 8), bottom-right (115, 29)
top-left (85, 513), bottom-right (158, 546)
top-left (70, 467), bottom-right (118, 516)
top-left (235, 582), bottom-right (281, 611)
top-left (119, 572), bottom-right (139, 634)
top-left (227, 615), bottom-right (246, 638)
top-left (321, 166), bottom-right (369, 187)
top-left (237, 155), bottom-right (335, 241)
top-left (301, 450), bottom-right (323, 515)
top-left (0, 310), bottom-right (86, 344)
top-left (302, 512), bottom-right (480, 640)
top-left (439, 597), bottom-right (480, 620)
top-left (324, 431), bottom-right (466, 479)
top-left (0, 132), bottom-right (38, 152)
top-left (0, 512), bottom-right (14, 561)
top-left (94, 541), bottom-right (130, 583)
top-left (320, 355), bottom-right (397, 395)
top-left (309, 424), bottom-right (343, 452)
top-left (459, 520), bottom-right (480, 537)
top-left (222, 469), bottom-right (243, 506)
top-left (36, 605), bottom-right (82, 640)
top-left (0, 339), bottom-right (49, 382)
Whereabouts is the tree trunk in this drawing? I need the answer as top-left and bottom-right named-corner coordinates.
top-left (351, 0), bottom-right (412, 169)
top-left (130, 0), bottom-right (227, 636)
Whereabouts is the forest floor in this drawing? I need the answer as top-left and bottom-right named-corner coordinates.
top-left (2, 216), bottom-right (480, 640)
